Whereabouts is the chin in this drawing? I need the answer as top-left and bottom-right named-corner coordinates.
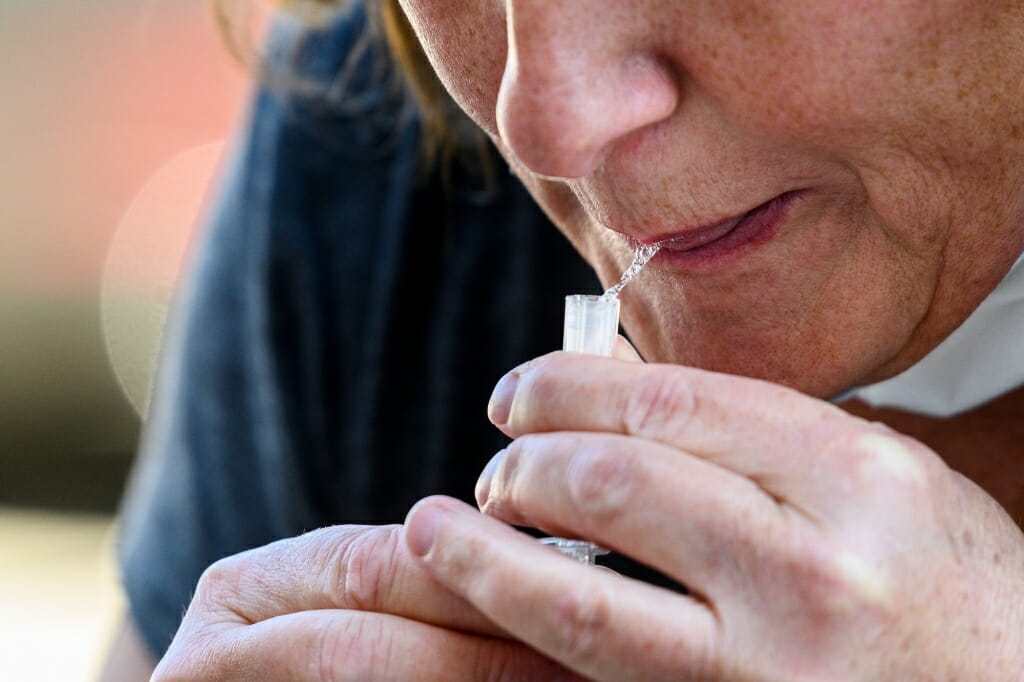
top-left (623, 309), bottom-right (889, 399)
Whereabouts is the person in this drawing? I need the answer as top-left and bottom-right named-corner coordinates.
top-left (110, 0), bottom-right (1024, 679)
top-left (99, 3), bottom-right (606, 678)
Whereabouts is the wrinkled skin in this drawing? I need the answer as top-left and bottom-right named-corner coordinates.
top-left (154, 2), bottom-right (1024, 680)
top-left (397, 0), bottom-right (1024, 397)
top-left (404, 350), bottom-right (1024, 680)
top-left (389, 2), bottom-right (1024, 679)
top-left (151, 525), bottom-right (584, 681)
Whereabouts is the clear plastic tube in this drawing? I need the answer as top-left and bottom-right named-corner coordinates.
top-left (563, 294), bottom-right (620, 356)
top-left (541, 244), bottom-right (661, 565)
top-left (539, 537), bottom-right (609, 564)
top-left (541, 294), bottom-right (621, 564)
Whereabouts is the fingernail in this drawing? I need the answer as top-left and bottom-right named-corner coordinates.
top-left (475, 449), bottom-right (506, 508)
top-left (488, 372), bottom-right (520, 426)
top-left (406, 503), bottom-right (449, 557)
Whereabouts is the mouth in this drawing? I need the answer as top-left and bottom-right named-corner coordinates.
top-left (623, 190), bottom-right (803, 268)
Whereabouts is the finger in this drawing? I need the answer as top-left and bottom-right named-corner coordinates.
top-left (406, 496), bottom-right (721, 682)
top-left (488, 352), bottom-right (890, 504)
top-left (187, 524), bottom-right (503, 637)
top-left (612, 335), bottom-right (644, 362)
top-left (155, 610), bottom-right (582, 682)
top-left (476, 431), bottom-right (783, 593)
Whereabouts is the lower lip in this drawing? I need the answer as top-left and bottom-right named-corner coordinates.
top-left (648, 191), bottom-right (801, 269)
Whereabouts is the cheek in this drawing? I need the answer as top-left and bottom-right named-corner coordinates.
top-left (689, 1), bottom-right (1009, 155)
top-left (681, 6), bottom-right (896, 146)
top-left (397, 1), bottom-right (506, 134)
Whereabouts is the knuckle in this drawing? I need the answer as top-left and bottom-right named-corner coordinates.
top-left (194, 537), bottom-right (308, 623)
top-left (474, 641), bottom-right (558, 682)
top-left (313, 614), bottom-right (388, 682)
top-left (153, 632), bottom-right (245, 682)
top-left (193, 553), bottom-right (251, 617)
top-left (473, 641), bottom-right (521, 682)
top-left (318, 525), bottom-right (404, 613)
top-left (518, 361), bottom-right (564, 417)
top-left (622, 368), bottom-right (698, 439)
top-left (498, 436), bottom-right (531, 492)
top-left (566, 442), bottom-right (639, 524)
top-left (496, 434), bottom-right (551, 508)
top-left (791, 541), bottom-right (898, 623)
top-left (548, 579), bottom-right (614, 663)
top-left (841, 429), bottom-right (940, 495)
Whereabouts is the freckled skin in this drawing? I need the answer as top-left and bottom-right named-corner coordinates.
top-left (397, 0), bottom-right (1024, 397)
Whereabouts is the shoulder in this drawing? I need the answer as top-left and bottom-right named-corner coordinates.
top-left (256, 4), bottom-right (416, 160)
top-left (212, 4), bottom-right (423, 293)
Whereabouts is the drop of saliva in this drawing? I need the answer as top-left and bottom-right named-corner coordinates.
top-left (603, 243), bottom-right (661, 298)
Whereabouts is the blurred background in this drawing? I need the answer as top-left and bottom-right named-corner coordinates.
top-left (1, 1), bottom-right (250, 678)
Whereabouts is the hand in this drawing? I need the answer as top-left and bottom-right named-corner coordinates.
top-left (404, 352), bottom-right (1024, 681)
top-left (152, 525), bottom-right (582, 681)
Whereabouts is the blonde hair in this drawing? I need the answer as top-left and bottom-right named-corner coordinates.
top-left (212, 0), bottom-right (476, 170)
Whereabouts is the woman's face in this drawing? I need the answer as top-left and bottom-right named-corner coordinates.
top-left (397, 0), bottom-right (1024, 396)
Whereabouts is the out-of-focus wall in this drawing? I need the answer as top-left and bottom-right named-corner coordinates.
top-left (0, 0), bottom-right (249, 511)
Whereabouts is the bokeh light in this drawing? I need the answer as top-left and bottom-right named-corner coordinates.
top-left (1, 1), bottom-right (252, 679)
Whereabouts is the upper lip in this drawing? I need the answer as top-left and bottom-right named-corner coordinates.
top-left (617, 194), bottom-right (784, 251)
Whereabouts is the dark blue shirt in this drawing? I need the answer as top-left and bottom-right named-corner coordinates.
top-left (117, 5), bottom-right (601, 656)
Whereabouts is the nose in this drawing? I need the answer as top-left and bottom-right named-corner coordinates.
top-left (497, 0), bottom-right (680, 179)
